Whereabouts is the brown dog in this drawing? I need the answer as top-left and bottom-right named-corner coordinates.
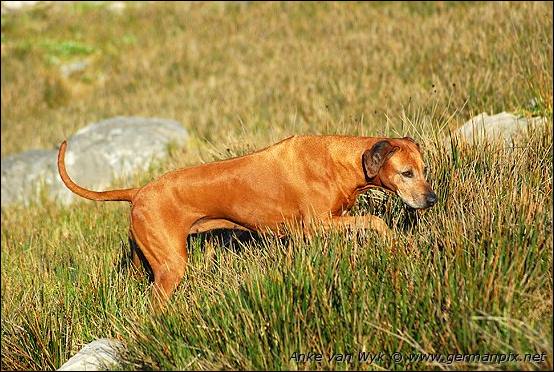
top-left (57, 135), bottom-right (436, 306)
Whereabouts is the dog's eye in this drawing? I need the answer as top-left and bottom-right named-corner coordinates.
top-left (402, 170), bottom-right (414, 178)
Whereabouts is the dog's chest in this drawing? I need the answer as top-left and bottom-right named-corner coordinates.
top-left (331, 191), bottom-right (359, 216)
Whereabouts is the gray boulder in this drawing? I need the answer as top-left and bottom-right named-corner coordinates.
top-left (450, 112), bottom-right (548, 146)
top-left (1, 149), bottom-right (59, 207)
top-left (58, 338), bottom-right (124, 371)
top-left (1, 116), bottom-right (188, 207)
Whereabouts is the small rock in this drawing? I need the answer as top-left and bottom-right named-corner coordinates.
top-left (1, 1), bottom-right (41, 14)
top-left (58, 338), bottom-right (124, 371)
top-left (449, 111), bottom-right (548, 146)
top-left (107, 1), bottom-right (126, 13)
top-left (59, 60), bottom-right (89, 77)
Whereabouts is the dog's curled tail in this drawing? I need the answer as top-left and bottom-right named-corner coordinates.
top-left (57, 140), bottom-right (138, 202)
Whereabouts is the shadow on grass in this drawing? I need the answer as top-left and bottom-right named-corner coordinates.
top-left (117, 229), bottom-right (273, 283)
top-left (117, 204), bottom-right (420, 283)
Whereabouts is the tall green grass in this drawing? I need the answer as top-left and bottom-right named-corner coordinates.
top-left (2, 120), bottom-right (551, 370)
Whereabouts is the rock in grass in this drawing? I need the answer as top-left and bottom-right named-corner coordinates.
top-left (1, 149), bottom-right (58, 208)
top-left (1, 1), bottom-right (40, 14)
top-left (58, 338), bottom-right (124, 371)
top-left (1, 116), bottom-right (188, 207)
top-left (450, 112), bottom-right (548, 146)
top-left (59, 60), bottom-right (89, 77)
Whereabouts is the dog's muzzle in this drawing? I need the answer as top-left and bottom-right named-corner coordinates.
top-left (425, 191), bottom-right (437, 208)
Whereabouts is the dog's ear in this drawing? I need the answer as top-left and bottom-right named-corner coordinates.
top-left (362, 140), bottom-right (399, 180)
top-left (403, 136), bottom-right (421, 152)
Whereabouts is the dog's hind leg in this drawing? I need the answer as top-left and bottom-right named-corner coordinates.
top-left (130, 206), bottom-right (199, 309)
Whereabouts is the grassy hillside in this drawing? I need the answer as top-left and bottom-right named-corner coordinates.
top-left (1, 1), bottom-right (552, 370)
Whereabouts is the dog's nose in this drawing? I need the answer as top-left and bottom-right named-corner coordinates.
top-left (426, 191), bottom-right (437, 207)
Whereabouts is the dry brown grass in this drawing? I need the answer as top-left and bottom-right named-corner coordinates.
top-left (1, 1), bottom-right (552, 158)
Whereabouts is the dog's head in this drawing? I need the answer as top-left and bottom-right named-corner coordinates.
top-left (362, 137), bottom-right (436, 209)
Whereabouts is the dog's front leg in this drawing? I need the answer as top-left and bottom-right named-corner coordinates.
top-left (309, 215), bottom-right (394, 241)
